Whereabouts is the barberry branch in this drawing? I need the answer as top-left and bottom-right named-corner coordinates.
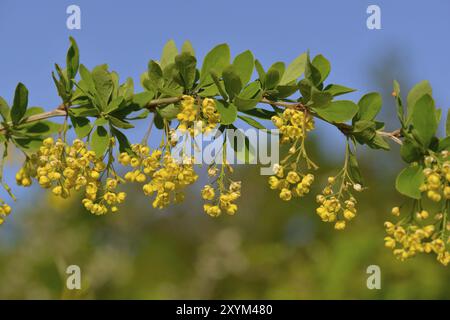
top-left (0, 95), bottom-right (403, 146)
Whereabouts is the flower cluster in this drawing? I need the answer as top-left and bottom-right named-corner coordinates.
top-left (420, 155), bottom-right (450, 202)
top-left (202, 164), bottom-right (241, 217)
top-left (315, 176), bottom-right (359, 230)
top-left (17, 137), bottom-right (126, 215)
top-left (385, 153), bottom-right (450, 266)
top-left (268, 164), bottom-right (314, 201)
top-left (384, 218), bottom-right (450, 266)
top-left (0, 200), bottom-right (12, 225)
top-left (271, 108), bottom-right (314, 144)
top-left (176, 95), bottom-right (220, 135)
top-left (119, 144), bottom-right (198, 209)
top-left (200, 98), bottom-right (220, 132)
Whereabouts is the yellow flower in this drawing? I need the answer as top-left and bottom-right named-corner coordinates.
top-left (279, 188), bottom-right (292, 201)
top-left (201, 185), bottom-right (215, 201)
top-left (334, 220), bottom-right (346, 230)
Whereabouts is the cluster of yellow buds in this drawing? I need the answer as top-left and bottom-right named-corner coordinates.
top-left (202, 180), bottom-right (241, 217)
top-left (18, 137), bottom-right (127, 215)
top-left (315, 176), bottom-right (358, 230)
top-left (384, 218), bottom-right (450, 266)
top-left (0, 200), bottom-right (12, 225)
top-left (119, 144), bottom-right (162, 183)
top-left (140, 153), bottom-right (198, 209)
top-left (177, 95), bottom-right (221, 135)
top-left (271, 108), bottom-right (314, 144)
top-left (29, 138), bottom-right (106, 195)
top-left (268, 164), bottom-right (314, 201)
top-left (420, 155), bottom-right (450, 202)
top-left (177, 95), bottom-right (198, 133)
top-left (200, 98), bottom-right (220, 133)
top-left (82, 177), bottom-right (126, 215)
top-left (15, 160), bottom-right (35, 187)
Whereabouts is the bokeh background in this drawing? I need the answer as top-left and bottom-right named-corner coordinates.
top-left (0, 0), bottom-right (450, 299)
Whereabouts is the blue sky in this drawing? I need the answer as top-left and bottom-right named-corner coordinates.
top-left (0, 0), bottom-right (449, 205)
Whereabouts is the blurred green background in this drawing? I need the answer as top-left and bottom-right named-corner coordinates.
top-left (0, 134), bottom-right (449, 300)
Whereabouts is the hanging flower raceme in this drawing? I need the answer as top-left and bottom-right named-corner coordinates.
top-left (201, 163), bottom-right (241, 217)
top-left (268, 108), bottom-right (317, 202)
top-left (315, 176), bottom-right (360, 230)
top-left (119, 143), bottom-right (198, 209)
top-left (271, 108), bottom-right (314, 144)
top-left (385, 153), bottom-right (450, 266)
top-left (268, 164), bottom-right (314, 201)
top-left (17, 137), bottom-right (127, 215)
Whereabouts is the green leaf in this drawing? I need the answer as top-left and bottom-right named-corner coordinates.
top-left (367, 134), bottom-right (390, 151)
top-left (400, 140), bottom-right (423, 163)
top-left (92, 65), bottom-right (113, 108)
top-left (395, 164), bottom-right (424, 199)
top-left (356, 92), bottom-right (382, 121)
top-left (109, 116), bottom-right (134, 129)
top-left (310, 90), bottom-right (332, 108)
top-left (411, 94), bottom-right (437, 148)
top-left (181, 40), bottom-right (195, 56)
top-left (298, 79), bottom-right (313, 102)
top-left (215, 100), bottom-right (237, 125)
top-left (154, 112), bottom-right (164, 129)
top-left (175, 52), bottom-right (197, 89)
top-left (127, 109), bottom-right (149, 120)
top-left (254, 60), bottom-right (266, 85)
top-left (111, 127), bottom-right (132, 154)
top-left (222, 65), bottom-right (242, 100)
top-left (17, 120), bottom-right (61, 136)
top-left (238, 115), bottom-right (266, 129)
top-left (105, 97), bottom-right (124, 114)
top-left (304, 53), bottom-right (322, 86)
top-left (352, 120), bottom-right (376, 144)
top-left (157, 104), bottom-right (181, 120)
top-left (11, 83), bottom-right (28, 124)
top-left (94, 117), bottom-right (108, 126)
top-left (132, 91), bottom-right (155, 108)
top-left (312, 100), bottom-right (358, 123)
top-left (446, 109), bottom-right (450, 136)
top-left (0, 97), bottom-right (10, 122)
top-left (147, 60), bottom-right (164, 89)
top-left (232, 50), bottom-right (254, 86)
top-left (66, 37), bottom-right (79, 84)
top-left (79, 64), bottom-right (96, 93)
top-left (119, 77), bottom-right (135, 101)
top-left (323, 84), bottom-right (356, 97)
top-left (407, 80), bottom-right (432, 122)
top-left (311, 54), bottom-right (331, 84)
top-left (69, 105), bottom-right (99, 117)
top-left (264, 62), bottom-right (284, 89)
top-left (12, 137), bottom-right (43, 155)
top-left (280, 52), bottom-right (306, 85)
top-left (199, 44), bottom-right (230, 86)
top-left (274, 85), bottom-right (298, 99)
top-left (160, 40), bottom-right (178, 69)
top-left (90, 126), bottom-right (109, 157)
top-left (210, 71), bottom-right (228, 100)
top-left (438, 136), bottom-right (450, 152)
top-left (70, 116), bottom-right (92, 138)
top-left (234, 90), bottom-right (263, 111)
